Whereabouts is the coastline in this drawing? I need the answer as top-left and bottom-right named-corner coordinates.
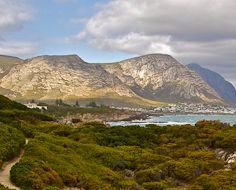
top-left (107, 113), bottom-right (236, 127)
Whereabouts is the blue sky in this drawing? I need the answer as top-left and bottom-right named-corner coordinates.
top-left (2, 0), bottom-right (132, 62)
top-left (0, 0), bottom-right (236, 85)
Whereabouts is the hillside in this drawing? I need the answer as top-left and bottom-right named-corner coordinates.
top-left (0, 54), bottom-right (224, 106)
top-left (0, 55), bottom-right (22, 78)
top-left (187, 63), bottom-right (236, 106)
top-left (0, 95), bottom-right (26, 110)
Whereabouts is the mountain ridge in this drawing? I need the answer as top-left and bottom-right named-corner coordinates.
top-left (0, 53), bottom-right (225, 106)
top-left (102, 54), bottom-right (222, 103)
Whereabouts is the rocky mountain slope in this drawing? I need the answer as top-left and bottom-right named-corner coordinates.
top-left (102, 54), bottom-right (222, 104)
top-left (0, 55), bottom-right (136, 101)
top-left (187, 63), bottom-right (236, 106)
top-left (0, 55), bottom-right (22, 77)
top-left (0, 55), bottom-right (23, 97)
top-left (0, 54), bottom-right (224, 105)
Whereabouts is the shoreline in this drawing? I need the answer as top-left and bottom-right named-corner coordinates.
top-left (107, 113), bottom-right (236, 127)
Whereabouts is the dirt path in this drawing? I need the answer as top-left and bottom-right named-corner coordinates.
top-left (0, 139), bottom-right (28, 190)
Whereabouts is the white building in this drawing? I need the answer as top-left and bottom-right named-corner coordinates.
top-left (24, 103), bottom-right (47, 110)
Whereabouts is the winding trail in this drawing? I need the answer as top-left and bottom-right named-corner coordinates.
top-left (0, 139), bottom-right (28, 190)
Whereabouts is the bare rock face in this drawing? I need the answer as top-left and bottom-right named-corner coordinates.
top-left (0, 54), bottom-right (224, 105)
top-left (102, 54), bottom-right (222, 103)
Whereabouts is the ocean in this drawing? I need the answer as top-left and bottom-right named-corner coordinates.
top-left (107, 114), bottom-right (236, 126)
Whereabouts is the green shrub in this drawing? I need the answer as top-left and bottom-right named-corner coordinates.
top-left (142, 182), bottom-right (167, 190)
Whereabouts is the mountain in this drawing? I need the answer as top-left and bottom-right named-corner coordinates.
top-left (102, 54), bottom-right (221, 104)
top-left (0, 55), bottom-right (22, 77)
top-left (0, 55), bottom-right (149, 106)
top-left (187, 63), bottom-right (236, 106)
top-left (0, 54), bottom-right (223, 106)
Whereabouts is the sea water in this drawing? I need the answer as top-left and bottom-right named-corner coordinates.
top-left (107, 114), bottom-right (236, 126)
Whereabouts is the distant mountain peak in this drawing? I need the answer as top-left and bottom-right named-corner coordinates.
top-left (188, 63), bottom-right (201, 68)
top-left (187, 63), bottom-right (236, 105)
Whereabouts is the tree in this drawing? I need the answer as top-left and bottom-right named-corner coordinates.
top-left (75, 100), bottom-right (80, 107)
top-left (100, 104), bottom-right (108, 108)
top-left (55, 99), bottom-right (63, 106)
top-left (86, 101), bottom-right (97, 108)
top-left (30, 99), bottom-right (36, 103)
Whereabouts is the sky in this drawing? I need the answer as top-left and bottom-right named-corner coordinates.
top-left (0, 0), bottom-right (236, 86)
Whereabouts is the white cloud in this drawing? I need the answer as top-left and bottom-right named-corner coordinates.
top-left (0, 0), bottom-right (36, 57)
top-left (0, 0), bottom-right (36, 56)
top-left (0, 40), bottom-right (37, 57)
top-left (0, 0), bottom-right (32, 32)
top-left (70, 0), bottom-right (236, 56)
top-left (69, 0), bottom-right (236, 85)
top-left (89, 32), bottom-right (173, 55)
top-left (73, 0), bottom-right (236, 49)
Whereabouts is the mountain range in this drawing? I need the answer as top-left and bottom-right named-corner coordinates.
top-left (0, 54), bottom-right (235, 106)
top-left (187, 63), bottom-right (236, 106)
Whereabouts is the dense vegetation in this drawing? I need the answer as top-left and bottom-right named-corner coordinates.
top-left (10, 121), bottom-right (236, 190)
top-left (0, 124), bottom-right (25, 168)
top-left (45, 104), bottom-right (118, 117)
top-left (0, 95), bottom-right (53, 170)
top-left (0, 95), bottom-right (236, 189)
top-left (0, 95), bottom-right (27, 110)
top-left (0, 184), bottom-right (12, 190)
top-left (44, 104), bottom-right (134, 120)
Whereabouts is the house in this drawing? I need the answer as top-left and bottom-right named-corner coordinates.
top-left (24, 103), bottom-right (48, 110)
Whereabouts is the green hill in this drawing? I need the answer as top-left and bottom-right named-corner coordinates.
top-left (0, 95), bottom-right (27, 110)
top-left (0, 95), bottom-right (53, 172)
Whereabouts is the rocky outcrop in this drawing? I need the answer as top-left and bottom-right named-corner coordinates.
top-left (187, 63), bottom-right (236, 106)
top-left (0, 54), bottom-right (224, 105)
top-left (214, 149), bottom-right (236, 170)
top-left (215, 149), bottom-right (236, 164)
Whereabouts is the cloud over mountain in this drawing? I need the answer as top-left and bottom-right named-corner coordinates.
top-left (70, 0), bottom-right (236, 86)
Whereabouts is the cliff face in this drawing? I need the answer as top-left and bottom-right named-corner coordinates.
top-left (0, 54), bottom-right (224, 105)
top-left (187, 63), bottom-right (236, 106)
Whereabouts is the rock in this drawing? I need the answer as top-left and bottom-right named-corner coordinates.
top-left (124, 169), bottom-right (135, 179)
top-left (214, 149), bottom-right (236, 170)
